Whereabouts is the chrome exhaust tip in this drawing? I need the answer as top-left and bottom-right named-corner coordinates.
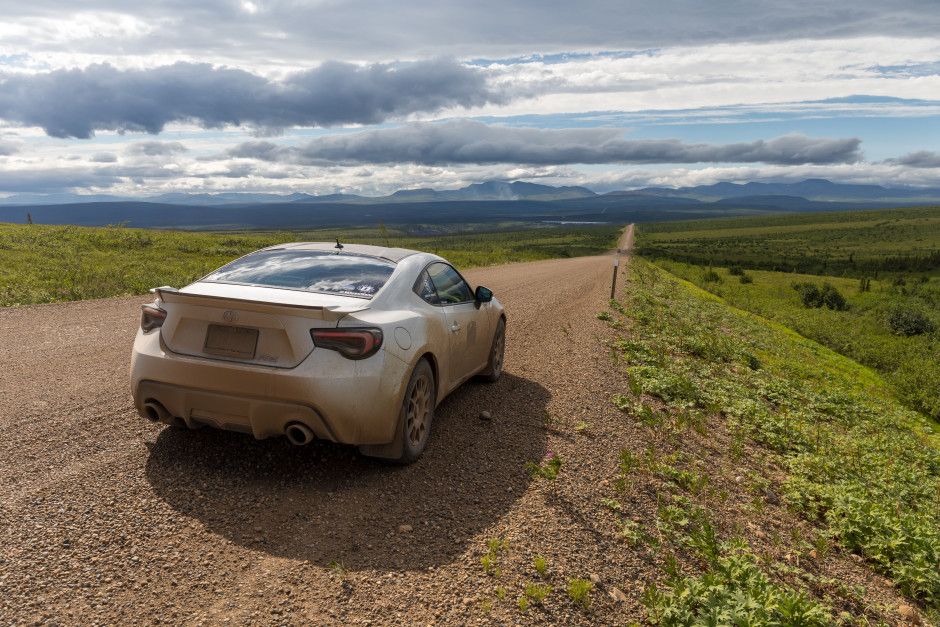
top-left (285, 422), bottom-right (315, 446)
top-left (142, 401), bottom-right (170, 423)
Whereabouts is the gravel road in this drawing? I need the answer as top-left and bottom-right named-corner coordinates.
top-left (0, 224), bottom-right (909, 625)
top-left (0, 230), bottom-right (642, 625)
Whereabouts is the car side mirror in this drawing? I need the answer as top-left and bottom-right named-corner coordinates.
top-left (475, 286), bottom-right (493, 303)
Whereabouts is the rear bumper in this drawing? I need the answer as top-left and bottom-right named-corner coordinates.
top-left (130, 328), bottom-right (409, 445)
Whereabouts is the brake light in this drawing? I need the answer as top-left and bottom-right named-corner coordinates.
top-left (140, 304), bottom-right (167, 333)
top-left (311, 328), bottom-right (383, 360)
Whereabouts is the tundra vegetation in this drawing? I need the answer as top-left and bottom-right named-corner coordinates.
top-left (635, 205), bottom-right (940, 277)
top-left (601, 258), bottom-right (940, 625)
top-left (0, 222), bottom-right (621, 308)
top-left (635, 206), bottom-right (940, 420)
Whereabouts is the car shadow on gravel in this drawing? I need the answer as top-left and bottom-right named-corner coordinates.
top-left (144, 373), bottom-right (549, 572)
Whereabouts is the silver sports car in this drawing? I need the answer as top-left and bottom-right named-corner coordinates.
top-left (130, 242), bottom-right (505, 462)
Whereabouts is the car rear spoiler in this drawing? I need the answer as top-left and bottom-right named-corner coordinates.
top-left (151, 286), bottom-right (370, 321)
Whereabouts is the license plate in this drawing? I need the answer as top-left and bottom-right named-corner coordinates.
top-left (204, 324), bottom-right (259, 359)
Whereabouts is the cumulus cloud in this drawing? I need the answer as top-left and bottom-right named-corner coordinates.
top-left (125, 141), bottom-right (189, 156)
top-left (884, 151), bottom-right (940, 168)
top-left (571, 162), bottom-right (940, 192)
top-left (90, 152), bottom-right (117, 162)
top-left (218, 120), bottom-right (862, 167)
top-left (0, 139), bottom-right (22, 155)
top-left (0, 167), bottom-right (122, 193)
top-left (0, 60), bottom-right (503, 138)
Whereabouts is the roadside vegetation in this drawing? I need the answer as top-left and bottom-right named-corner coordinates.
top-left (0, 222), bottom-right (621, 307)
top-left (601, 258), bottom-right (940, 624)
top-left (635, 205), bottom-right (940, 277)
top-left (634, 205), bottom-right (940, 422)
top-left (651, 260), bottom-right (940, 422)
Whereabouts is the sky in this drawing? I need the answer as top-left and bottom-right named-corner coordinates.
top-left (0, 0), bottom-right (938, 198)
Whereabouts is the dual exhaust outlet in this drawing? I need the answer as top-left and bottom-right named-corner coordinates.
top-left (142, 401), bottom-right (315, 446)
top-left (284, 422), bottom-right (314, 446)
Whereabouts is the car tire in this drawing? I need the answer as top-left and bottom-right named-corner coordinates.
top-left (399, 358), bottom-right (436, 463)
top-left (481, 318), bottom-right (505, 383)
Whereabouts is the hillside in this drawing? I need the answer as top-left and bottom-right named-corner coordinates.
top-left (636, 204), bottom-right (940, 276)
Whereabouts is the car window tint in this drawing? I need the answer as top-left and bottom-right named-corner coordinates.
top-left (427, 263), bottom-right (473, 304)
top-left (414, 270), bottom-right (440, 305)
top-left (201, 250), bottom-right (395, 298)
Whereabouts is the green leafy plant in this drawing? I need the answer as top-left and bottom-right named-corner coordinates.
top-left (567, 578), bottom-right (593, 608)
top-left (517, 596), bottom-right (529, 613)
top-left (541, 411), bottom-right (561, 429)
top-left (481, 536), bottom-right (508, 576)
top-left (525, 583), bottom-right (552, 605)
top-left (534, 555), bottom-right (547, 578)
top-left (641, 550), bottom-right (832, 625)
top-left (617, 519), bottom-right (644, 546)
top-left (525, 453), bottom-right (562, 483)
top-left (326, 559), bottom-right (348, 581)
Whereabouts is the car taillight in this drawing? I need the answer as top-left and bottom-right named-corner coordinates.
top-left (140, 304), bottom-right (167, 333)
top-left (311, 328), bottom-right (383, 360)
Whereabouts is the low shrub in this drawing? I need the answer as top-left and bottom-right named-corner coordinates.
top-left (702, 268), bottom-right (722, 283)
top-left (821, 284), bottom-right (847, 310)
top-left (886, 307), bottom-right (935, 337)
top-left (797, 283), bottom-right (823, 308)
top-left (793, 282), bottom-right (847, 310)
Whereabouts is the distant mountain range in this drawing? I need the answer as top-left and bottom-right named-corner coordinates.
top-left (3, 179), bottom-right (940, 207)
top-left (1, 179), bottom-right (939, 231)
top-left (0, 180), bottom-right (599, 207)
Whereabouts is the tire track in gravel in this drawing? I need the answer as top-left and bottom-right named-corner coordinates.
top-left (1, 230), bottom-right (643, 625)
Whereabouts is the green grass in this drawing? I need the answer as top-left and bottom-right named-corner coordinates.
top-left (606, 258), bottom-right (940, 622)
top-left (636, 205), bottom-right (940, 277)
top-left (0, 222), bottom-right (622, 308)
top-left (652, 260), bottom-right (940, 422)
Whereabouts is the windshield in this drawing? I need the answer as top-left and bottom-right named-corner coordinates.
top-left (200, 250), bottom-right (396, 298)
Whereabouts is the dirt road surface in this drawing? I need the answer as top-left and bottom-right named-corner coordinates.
top-left (0, 224), bottom-right (915, 625)
top-left (0, 228), bottom-right (643, 625)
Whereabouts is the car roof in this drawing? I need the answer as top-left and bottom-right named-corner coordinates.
top-left (262, 242), bottom-right (421, 263)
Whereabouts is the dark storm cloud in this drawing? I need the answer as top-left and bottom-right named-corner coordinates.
top-left (6, 1), bottom-right (939, 62)
top-left (222, 120), bottom-right (861, 166)
top-left (0, 60), bottom-right (502, 138)
top-left (885, 151), bottom-right (940, 168)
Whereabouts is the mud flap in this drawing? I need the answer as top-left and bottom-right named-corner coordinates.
top-left (358, 406), bottom-right (405, 460)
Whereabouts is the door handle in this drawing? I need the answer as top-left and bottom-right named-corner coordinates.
top-left (450, 322), bottom-right (460, 333)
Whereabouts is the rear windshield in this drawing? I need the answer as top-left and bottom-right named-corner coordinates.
top-left (200, 250), bottom-right (396, 298)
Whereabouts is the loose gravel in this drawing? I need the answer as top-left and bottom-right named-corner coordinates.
top-left (0, 227), bottom-right (917, 625)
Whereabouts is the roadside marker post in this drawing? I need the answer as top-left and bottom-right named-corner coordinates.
top-left (611, 257), bottom-right (620, 300)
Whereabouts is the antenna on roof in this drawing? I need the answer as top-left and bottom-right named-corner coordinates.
top-left (335, 238), bottom-right (344, 250)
